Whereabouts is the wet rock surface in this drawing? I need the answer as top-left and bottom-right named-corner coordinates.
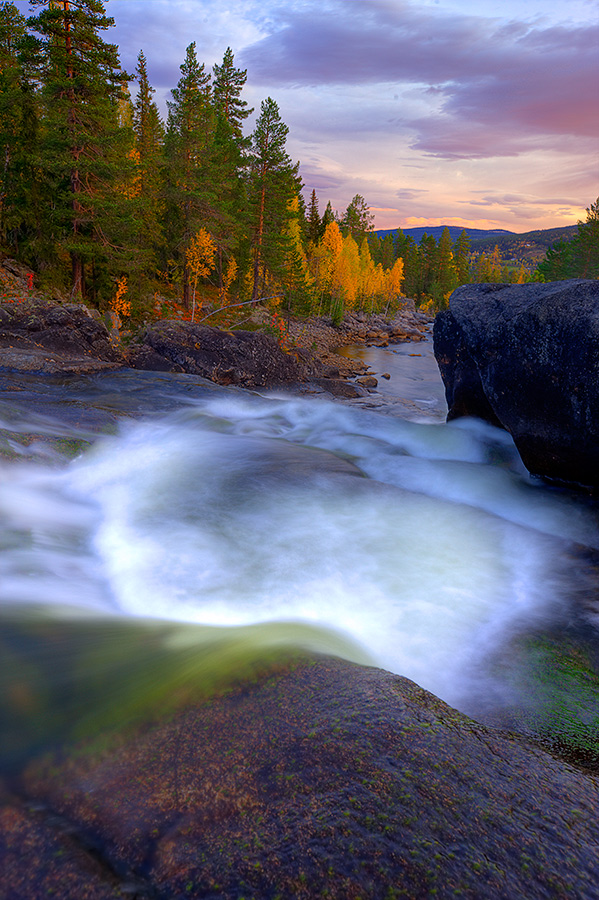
top-left (0, 793), bottom-right (124, 900)
top-left (10, 656), bottom-right (599, 900)
top-left (434, 280), bottom-right (599, 487)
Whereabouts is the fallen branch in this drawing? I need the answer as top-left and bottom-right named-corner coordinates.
top-left (197, 295), bottom-right (284, 325)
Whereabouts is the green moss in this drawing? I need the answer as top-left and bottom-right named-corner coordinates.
top-left (513, 634), bottom-right (599, 768)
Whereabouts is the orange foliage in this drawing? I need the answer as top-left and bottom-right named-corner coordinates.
top-left (110, 276), bottom-right (131, 318)
top-left (219, 256), bottom-right (238, 303)
top-left (186, 228), bottom-right (217, 321)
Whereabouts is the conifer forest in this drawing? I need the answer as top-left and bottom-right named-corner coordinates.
top-left (1, 0), bottom-right (597, 323)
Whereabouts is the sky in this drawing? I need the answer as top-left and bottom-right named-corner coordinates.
top-left (17, 0), bottom-right (599, 232)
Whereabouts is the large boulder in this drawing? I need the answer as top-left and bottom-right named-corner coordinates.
top-left (128, 320), bottom-right (320, 388)
top-left (11, 656), bottom-right (599, 900)
top-left (0, 299), bottom-right (124, 374)
top-left (433, 280), bottom-right (599, 487)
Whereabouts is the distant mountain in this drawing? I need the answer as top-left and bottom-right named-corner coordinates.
top-left (374, 224), bottom-right (579, 264)
top-left (374, 225), bottom-right (514, 242)
top-left (467, 225), bottom-right (578, 253)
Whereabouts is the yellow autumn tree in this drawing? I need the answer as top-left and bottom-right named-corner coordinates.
top-left (186, 228), bottom-right (217, 322)
top-left (219, 256), bottom-right (238, 303)
top-left (358, 238), bottom-right (379, 312)
top-left (311, 220), bottom-right (343, 315)
top-left (333, 233), bottom-right (360, 311)
top-left (384, 257), bottom-right (404, 313)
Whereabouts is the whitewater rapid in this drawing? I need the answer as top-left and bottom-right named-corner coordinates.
top-left (3, 386), bottom-right (598, 716)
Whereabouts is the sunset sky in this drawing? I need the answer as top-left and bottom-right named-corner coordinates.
top-left (18, 0), bottom-right (599, 232)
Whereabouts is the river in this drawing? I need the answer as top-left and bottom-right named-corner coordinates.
top-left (1, 341), bottom-right (599, 767)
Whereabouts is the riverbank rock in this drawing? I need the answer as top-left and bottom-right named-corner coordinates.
top-left (433, 280), bottom-right (599, 487)
top-left (15, 656), bottom-right (599, 900)
top-left (0, 299), bottom-right (123, 374)
top-left (127, 320), bottom-right (319, 388)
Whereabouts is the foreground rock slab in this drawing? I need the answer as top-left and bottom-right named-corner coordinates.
top-left (434, 279), bottom-right (599, 487)
top-left (128, 320), bottom-right (319, 388)
top-left (15, 657), bottom-right (599, 900)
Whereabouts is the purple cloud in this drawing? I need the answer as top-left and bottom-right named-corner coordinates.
top-left (239, 1), bottom-right (599, 158)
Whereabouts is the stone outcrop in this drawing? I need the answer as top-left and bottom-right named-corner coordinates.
top-left (4, 656), bottom-right (598, 900)
top-left (127, 320), bottom-right (320, 388)
top-left (433, 280), bottom-right (599, 487)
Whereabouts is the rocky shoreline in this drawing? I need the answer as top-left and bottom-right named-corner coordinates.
top-left (0, 259), bottom-right (430, 396)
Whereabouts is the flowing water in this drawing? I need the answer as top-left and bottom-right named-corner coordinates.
top-left (1, 348), bottom-right (599, 767)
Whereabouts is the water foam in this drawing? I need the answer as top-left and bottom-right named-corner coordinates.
top-left (50, 394), bottom-right (594, 709)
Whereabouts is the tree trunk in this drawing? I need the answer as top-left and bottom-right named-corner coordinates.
top-left (252, 178), bottom-right (266, 301)
top-left (71, 252), bottom-right (84, 298)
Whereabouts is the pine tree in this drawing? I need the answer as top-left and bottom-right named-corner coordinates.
top-left (436, 226), bottom-right (458, 300)
top-left (131, 49), bottom-right (164, 286)
top-left (248, 97), bottom-right (300, 301)
top-left (321, 200), bottom-right (336, 231)
top-left (453, 230), bottom-right (471, 284)
top-left (212, 47), bottom-right (252, 137)
top-left (210, 49), bottom-right (251, 294)
top-left (341, 194), bottom-right (374, 242)
top-left (419, 233), bottom-right (437, 298)
top-left (28, 0), bottom-right (131, 299)
top-left (163, 42), bottom-right (215, 306)
top-left (537, 200), bottom-right (599, 281)
top-left (569, 198), bottom-right (599, 279)
top-left (0, 2), bottom-right (38, 255)
top-left (379, 234), bottom-right (395, 270)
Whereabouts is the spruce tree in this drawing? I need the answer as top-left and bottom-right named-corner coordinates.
top-left (568, 198), bottom-right (599, 279)
top-left (394, 230), bottom-right (419, 299)
top-left (28, 0), bottom-right (131, 299)
top-left (419, 233), bottom-right (437, 298)
top-left (321, 200), bottom-right (336, 231)
top-left (248, 97), bottom-right (300, 301)
top-left (306, 189), bottom-right (321, 244)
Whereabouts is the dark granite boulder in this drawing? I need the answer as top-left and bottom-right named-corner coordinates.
top-left (433, 280), bottom-right (599, 487)
top-left (127, 321), bottom-right (319, 388)
top-left (0, 300), bottom-right (124, 374)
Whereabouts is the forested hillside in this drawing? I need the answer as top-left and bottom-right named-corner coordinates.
top-left (1, 0), bottom-right (595, 323)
